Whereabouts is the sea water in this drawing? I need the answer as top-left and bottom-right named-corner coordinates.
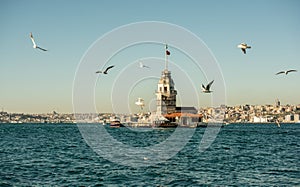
top-left (1, 123), bottom-right (299, 186)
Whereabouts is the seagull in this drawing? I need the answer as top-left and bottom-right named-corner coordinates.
top-left (275, 69), bottom-right (297, 75)
top-left (30, 32), bottom-right (47, 51)
top-left (237, 43), bottom-right (251, 54)
top-left (135, 98), bottom-right (145, 109)
top-left (95, 65), bottom-right (114, 74)
top-left (139, 61), bottom-right (150, 68)
top-left (202, 80), bottom-right (214, 93)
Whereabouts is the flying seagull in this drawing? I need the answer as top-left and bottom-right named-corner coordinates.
top-left (202, 80), bottom-right (214, 93)
top-left (237, 43), bottom-right (251, 54)
top-left (275, 69), bottom-right (297, 75)
top-left (30, 32), bottom-right (47, 51)
top-left (135, 97), bottom-right (145, 110)
top-left (95, 65), bottom-right (114, 74)
top-left (139, 61), bottom-right (150, 68)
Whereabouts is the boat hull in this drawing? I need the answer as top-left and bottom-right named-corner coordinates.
top-left (109, 121), bottom-right (124, 128)
top-left (155, 122), bottom-right (178, 128)
top-left (110, 123), bottom-right (124, 128)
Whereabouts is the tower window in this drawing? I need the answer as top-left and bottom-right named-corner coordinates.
top-left (164, 87), bottom-right (167, 92)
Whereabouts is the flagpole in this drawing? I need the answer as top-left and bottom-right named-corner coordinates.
top-left (165, 44), bottom-right (168, 70)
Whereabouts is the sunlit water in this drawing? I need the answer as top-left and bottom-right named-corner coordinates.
top-left (1, 123), bottom-right (299, 186)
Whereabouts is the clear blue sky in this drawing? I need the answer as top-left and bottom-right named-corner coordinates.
top-left (1, 0), bottom-right (299, 113)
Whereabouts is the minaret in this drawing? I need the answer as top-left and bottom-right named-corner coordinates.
top-left (275, 99), bottom-right (280, 108)
top-left (156, 44), bottom-right (177, 115)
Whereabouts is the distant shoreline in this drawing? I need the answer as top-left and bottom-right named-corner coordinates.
top-left (0, 122), bottom-right (299, 125)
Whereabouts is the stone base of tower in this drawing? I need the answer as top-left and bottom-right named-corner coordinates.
top-left (156, 70), bottom-right (177, 115)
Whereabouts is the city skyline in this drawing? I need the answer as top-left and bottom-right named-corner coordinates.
top-left (1, 0), bottom-right (300, 113)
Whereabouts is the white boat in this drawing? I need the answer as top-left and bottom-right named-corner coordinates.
top-left (109, 116), bottom-right (123, 127)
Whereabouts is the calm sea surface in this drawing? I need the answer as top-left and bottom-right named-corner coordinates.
top-left (1, 123), bottom-right (299, 186)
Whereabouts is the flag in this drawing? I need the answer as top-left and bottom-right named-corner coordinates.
top-left (165, 44), bottom-right (170, 55)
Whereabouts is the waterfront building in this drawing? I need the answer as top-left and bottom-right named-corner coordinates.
top-left (295, 114), bottom-right (300, 122)
top-left (285, 114), bottom-right (300, 122)
top-left (253, 116), bottom-right (268, 123)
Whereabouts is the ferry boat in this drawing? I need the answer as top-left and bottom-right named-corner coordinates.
top-left (109, 116), bottom-right (123, 128)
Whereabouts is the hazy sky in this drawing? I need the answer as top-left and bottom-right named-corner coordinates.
top-left (1, 0), bottom-right (299, 113)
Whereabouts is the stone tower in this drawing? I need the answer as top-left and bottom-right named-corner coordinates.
top-left (156, 45), bottom-right (177, 115)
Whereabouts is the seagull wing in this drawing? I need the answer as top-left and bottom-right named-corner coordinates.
top-left (37, 46), bottom-right (47, 51)
top-left (206, 80), bottom-right (214, 90)
top-left (139, 62), bottom-right (150, 68)
top-left (241, 48), bottom-right (246, 54)
top-left (95, 71), bottom-right (102, 74)
top-left (276, 71), bottom-right (285, 75)
top-left (104, 65), bottom-right (115, 73)
top-left (106, 65), bottom-right (114, 71)
top-left (201, 84), bottom-right (206, 90)
top-left (30, 32), bottom-right (36, 46)
top-left (286, 69), bottom-right (297, 74)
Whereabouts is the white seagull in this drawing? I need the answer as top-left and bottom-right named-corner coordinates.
top-left (135, 98), bottom-right (145, 109)
top-left (237, 43), bottom-right (251, 54)
top-left (202, 80), bottom-right (214, 93)
top-left (96, 65), bottom-right (115, 74)
top-left (275, 69), bottom-right (297, 75)
top-left (30, 32), bottom-right (47, 51)
top-left (139, 61), bottom-right (150, 68)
